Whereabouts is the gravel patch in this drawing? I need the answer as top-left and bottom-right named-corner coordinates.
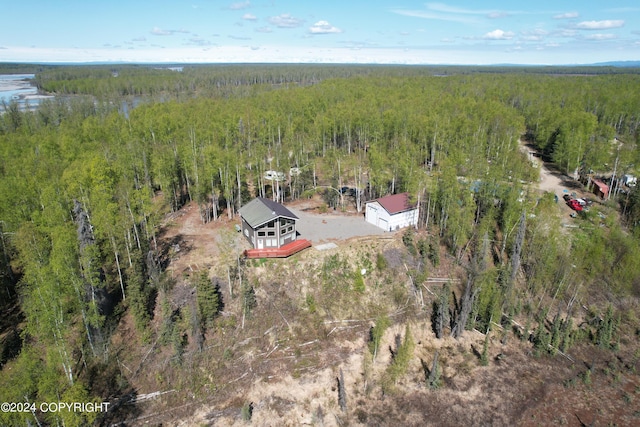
top-left (288, 207), bottom-right (386, 244)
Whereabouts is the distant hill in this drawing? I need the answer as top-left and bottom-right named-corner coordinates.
top-left (590, 60), bottom-right (640, 67)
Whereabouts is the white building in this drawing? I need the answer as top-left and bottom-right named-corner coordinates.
top-left (622, 174), bottom-right (637, 187)
top-left (365, 192), bottom-right (419, 231)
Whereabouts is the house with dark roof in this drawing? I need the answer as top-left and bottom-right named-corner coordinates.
top-left (365, 192), bottom-right (419, 231)
top-left (238, 197), bottom-right (300, 250)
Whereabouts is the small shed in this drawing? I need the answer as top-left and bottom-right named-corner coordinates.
top-left (365, 192), bottom-right (419, 231)
top-left (622, 174), bottom-right (637, 187)
top-left (238, 197), bottom-right (299, 250)
top-left (592, 179), bottom-right (609, 199)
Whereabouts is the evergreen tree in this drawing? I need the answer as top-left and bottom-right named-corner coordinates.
top-left (196, 271), bottom-right (221, 331)
top-left (431, 282), bottom-right (450, 339)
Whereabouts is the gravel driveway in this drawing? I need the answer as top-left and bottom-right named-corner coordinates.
top-left (288, 207), bottom-right (386, 244)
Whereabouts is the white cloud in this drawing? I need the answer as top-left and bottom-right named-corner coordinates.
top-left (584, 33), bottom-right (617, 41)
top-left (393, 3), bottom-right (515, 24)
top-left (256, 26), bottom-right (272, 33)
top-left (427, 3), bottom-right (497, 16)
top-left (487, 12), bottom-right (509, 19)
top-left (243, 13), bottom-right (257, 21)
top-left (483, 29), bottom-right (514, 40)
top-left (392, 8), bottom-right (478, 24)
top-left (229, 1), bottom-right (250, 10)
top-left (309, 21), bottom-right (342, 34)
top-left (1, 44), bottom-right (638, 66)
top-left (554, 12), bottom-right (579, 19)
top-left (189, 37), bottom-right (213, 46)
top-left (151, 27), bottom-right (190, 36)
top-left (268, 14), bottom-right (304, 28)
top-left (575, 20), bottom-right (624, 30)
top-left (521, 29), bottom-right (548, 42)
top-left (151, 27), bottom-right (174, 36)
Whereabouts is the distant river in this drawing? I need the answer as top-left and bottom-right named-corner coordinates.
top-left (0, 74), bottom-right (52, 110)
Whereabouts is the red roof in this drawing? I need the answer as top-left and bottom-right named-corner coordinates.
top-left (592, 179), bottom-right (609, 191)
top-left (371, 192), bottom-right (416, 215)
top-left (592, 179), bottom-right (609, 197)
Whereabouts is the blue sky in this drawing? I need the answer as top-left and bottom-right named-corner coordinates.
top-left (1, 1), bottom-right (639, 65)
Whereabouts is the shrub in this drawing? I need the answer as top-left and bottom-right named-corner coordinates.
top-left (376, 252), bottom-right (388, 271)
top-left (368, 315), bottom-right (390, 359)
top-left (353, 270), bottom-right (365, 293)
top-left (402, 229), bottom-right (417, 256)
top-left (241, 401), bottom-right (253, 421)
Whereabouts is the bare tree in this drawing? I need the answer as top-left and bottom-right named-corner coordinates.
top-left (506, 210), bottom-right (526, 308)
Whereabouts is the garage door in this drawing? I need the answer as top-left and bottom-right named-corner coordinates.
top-left (367, 206), bottom-right (378, 225)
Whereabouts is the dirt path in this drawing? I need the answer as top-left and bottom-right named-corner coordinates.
top-left (519, 140), bottom-right (566, 193)
top-left (537, 158), bottom-right (566, 193)
top-left (519, 140), bottom-right (592, 223)
top-left (159, 202), bottom-right (246, 277)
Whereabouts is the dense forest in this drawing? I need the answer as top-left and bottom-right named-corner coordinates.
top-left (1, 64), bottom-right (640, 425)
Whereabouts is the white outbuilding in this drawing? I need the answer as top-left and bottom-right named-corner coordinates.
top-left (622, 174), bottom-right (637, 187)
top-left (365, 192), bottom-right (419, 231)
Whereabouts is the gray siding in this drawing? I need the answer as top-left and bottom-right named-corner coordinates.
top-left (244, 216), bottom-right (297, 249)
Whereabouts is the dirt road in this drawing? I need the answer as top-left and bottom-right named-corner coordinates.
top-left (519, 140), bottom-right (590, 221)
top-left (519, 140), bottom-right (566, 193)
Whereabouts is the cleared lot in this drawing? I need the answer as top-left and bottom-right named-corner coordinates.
top-left (288, 206), bottom-right (386, 244)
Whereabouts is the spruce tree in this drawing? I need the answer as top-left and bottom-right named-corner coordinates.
top-left (196, 271), bottom-right (221, 331)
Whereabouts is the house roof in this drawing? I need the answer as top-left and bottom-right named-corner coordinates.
top-left (238, 197), bottom-right (298, 228)
top-left (369, 192), bottom-right (417, 215)
top-left (592, 179), bottom-right (609, 189)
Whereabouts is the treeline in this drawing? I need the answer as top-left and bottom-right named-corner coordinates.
top-left (30, 63), bottom-right (640, 98)
top-left (1, 66), bottom-right (640, 425)
top-left (0, 63), bottom-right (58, 74)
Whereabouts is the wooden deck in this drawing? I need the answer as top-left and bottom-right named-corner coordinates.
top-left (243, 239), bottom-right (312, 259)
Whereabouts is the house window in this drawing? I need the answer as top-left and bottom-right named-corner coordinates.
top-left (280, 218), bottom-right (286, 226)
top-left (267, 231), bottom-right (275, 237)
top-left (286, 226), bottom-right (293, 233)
top-left (258, 231), bottom-right (265, 237)
top-left (244, 229), bottom-right (249, 237)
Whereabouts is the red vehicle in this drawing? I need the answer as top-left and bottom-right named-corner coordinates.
top-left (567, 199), bottom-right (583, 211)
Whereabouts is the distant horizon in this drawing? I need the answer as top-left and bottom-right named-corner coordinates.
top-left (2, 1), bottom-right (640, 66)
top-left (2, 60), bottom-right (640, 68)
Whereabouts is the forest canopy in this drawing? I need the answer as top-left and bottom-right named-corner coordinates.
top-left (1, 64), bottom-right (640, 426)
